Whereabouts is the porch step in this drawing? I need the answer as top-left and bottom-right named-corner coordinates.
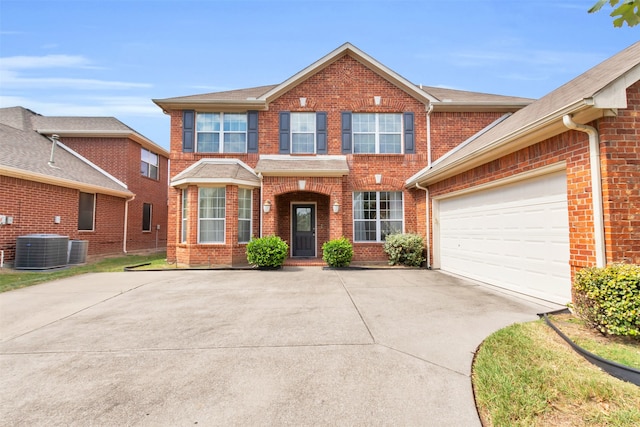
top-left (284, 257), bottom-right (325, 267)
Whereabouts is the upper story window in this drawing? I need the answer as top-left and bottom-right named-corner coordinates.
top-left (353, 113), bottom-right (402, 154)
top-left (342, 112), bottom-right (414, 155)
top-left (291, 113), bottom-right (316, 154)
top-left (141, 148), bottom-right (159, 179)
top-left (279, 112), bottom-right (327, 155)
top-left (196, 113), bottom-right (247, 153)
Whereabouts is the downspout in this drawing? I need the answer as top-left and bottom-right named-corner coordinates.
top-left (426, 103), bottom-right (434, 167)
top-left (415, 182), bottom-right (431, 269)
top-left (562, 114), bottom-right (606, 267)
top-left (258, 172), bottom-right (264, 237)
top-left (123, 195), bottom-right (135, 254)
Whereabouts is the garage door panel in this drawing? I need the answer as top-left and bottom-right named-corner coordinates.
top-left (439, 171), bottom-right (571, 304)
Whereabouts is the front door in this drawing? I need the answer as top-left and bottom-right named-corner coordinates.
top-left (292, 204), bottom-right (315, 257)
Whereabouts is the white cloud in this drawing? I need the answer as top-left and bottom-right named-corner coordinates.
top-left (0, 54), bottom-right (151, 90)
top-left (0, 95), bottom-right (161, 117)
top-left (1, 54), bottom-right (93, 69)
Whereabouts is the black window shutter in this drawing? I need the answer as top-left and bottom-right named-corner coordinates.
top-left (279, 112), bottom-right (290, 154)
top-left (247, 110), bottom-right (259, 153)
top-left (182, 110), bottom-right (195, 153)
top-left (316, 112), bottom-right (327, 154)
top-left (341, 112), bottom-right (352, 154)
top-left (404, 112), bottom-right (415, 154)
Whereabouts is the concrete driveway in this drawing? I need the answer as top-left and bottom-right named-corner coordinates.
top-left (0, 267), bottom-right (560, 426)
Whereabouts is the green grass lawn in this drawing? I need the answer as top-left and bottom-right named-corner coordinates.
top-left (473, 320), bottom-right (640, 426)
top-left (0, 253), bottom-right (166, 293)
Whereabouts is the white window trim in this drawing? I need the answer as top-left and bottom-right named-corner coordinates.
top-left (353, 113), bottom-right (403, 154)
top-left (352, 191), bottom-right (404, 242)
top-left (141, 148), bottom-right (159, 179)
top-left (78, 192), bottom-right (96, 232)
top-left (142, 203), bottom-right (153, 233)
top-left (238, 188), bottom-right (252, 244)
top-left (196, 112), bottom-right (248, 153)
top-left (181, 189), bottom-right (188, 243)
top-left (197, 187), bottom-right (226, 244)
top-left (291, 112), bottom-right (316, 154)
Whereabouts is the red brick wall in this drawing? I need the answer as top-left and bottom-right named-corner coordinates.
top-left (165, 54), bottom-right (519, 266)
top-left (61, 136), bottom-right (168, 252)
top-left (599, 81), bottom-right (640, 264)
top-left (0, 175), bottom-right (126, 263)
top-left (430, 111), bottom-right (507, 161)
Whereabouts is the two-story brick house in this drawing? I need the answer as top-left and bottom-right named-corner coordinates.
top-left (153, 43), bottom-right (531, 268)
top-left (0, 107), bottom-right (169, 264)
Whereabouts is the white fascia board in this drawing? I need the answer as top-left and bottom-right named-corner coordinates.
top-left (170, 177), bottom-right (261, 188)
top-left (259, 43), bottom-right (435, 105)
top-left (0, 165), bottom-right (133, 198)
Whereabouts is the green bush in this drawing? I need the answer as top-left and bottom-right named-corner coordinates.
top-left (246, 235), bottom-right (289, 268)
top-left (383, 233), bottom-right (426, 267)
top-left (573, 263), bottom-right (640, 338)
top-left (322, 237), bottom-right (353, 268)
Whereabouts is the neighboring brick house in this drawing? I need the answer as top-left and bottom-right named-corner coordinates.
top-left (0, 107), bottom-right (169, 265)
top-left (153, 43), bottom-right (531, 268)
top-left (407, 41), bottom-right (640, 304)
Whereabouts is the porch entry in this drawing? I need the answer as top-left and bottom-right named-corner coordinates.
top-left (292, 204), bottom-right (316, 257)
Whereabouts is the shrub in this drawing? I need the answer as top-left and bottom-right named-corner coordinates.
top-left (322, 237), bottom-right (353, 268)
top-left (572, 263), bottom-right (640, 338)
top-left (246, 235), bottom-right (289, 268)
top-left (383, 233), bottom-right (425, 267)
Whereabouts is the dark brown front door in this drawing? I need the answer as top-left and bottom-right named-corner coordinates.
top-left (292, 204), bottom-right (315, 257)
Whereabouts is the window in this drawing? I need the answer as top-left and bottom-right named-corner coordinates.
top-left (78, 192), bottom-right (95, 231)
top-left (142, 203), bottom-right (152, 232)
top-left (141, 148), bottom-right (159, 179)
top-left (199, 187), bottom-right (225, 243)
top-left (353, 191), bottom-right (403, 242)
top-left (291, 112), bottom-right (316, 154)
top-left (238, 188), bottom-right (252, 243)
top-left (196, 113), bottom-right (247, 153)
top-left (353, 113), bottom-right (402, 154)
top-left (181, 189), bottom-right (188, 243)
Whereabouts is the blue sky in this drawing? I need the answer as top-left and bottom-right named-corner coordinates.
top-left (1, 0), bottom-right (637, 150)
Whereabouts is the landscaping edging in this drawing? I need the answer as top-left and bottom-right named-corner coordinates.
top-left (538, 309), bottom-right (640, 386)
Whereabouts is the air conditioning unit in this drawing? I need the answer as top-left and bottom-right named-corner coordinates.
top-left (68, 240), bottom-right (89, 265)
top-left (15, 234), bottom-right (69, 270)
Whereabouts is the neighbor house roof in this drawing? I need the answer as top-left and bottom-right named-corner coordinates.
top-left (170, 158), bottom-right (261, 188)
top-left (0, 107), bottom-right (133, 197)
top-left (30, 114), bottom-right (169, 157)
top-left (255, 155), bottom-right (350, 177)
top-left (406, 41), bottom-right (640, 187)
top-left (153, 43), bottom-right (532, 113)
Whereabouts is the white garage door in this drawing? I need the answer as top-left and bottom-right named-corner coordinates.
top-left (438, 170), bottom-right (571, 304)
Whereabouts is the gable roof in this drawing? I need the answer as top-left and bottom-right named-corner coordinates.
top-left (0, 107), bottom-right (133, 197)
top-left (407, 41), bottom-right (640, 186)
top-left (153, 43), bottom-right (532, 112)
top-left (171, 158), bottom-right (261, 188)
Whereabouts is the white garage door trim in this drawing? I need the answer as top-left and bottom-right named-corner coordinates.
top-left (433, 165), bottom-right (571, 304)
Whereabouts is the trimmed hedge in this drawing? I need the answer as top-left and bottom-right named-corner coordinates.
top-left (383, 233), bottom-right (425, 267)
top-left (322, 237), bottom-right (353, 268)
top-left (246, 235), bottom-right (289, 268)
top-left (573, 263), bottom-right (640, 338)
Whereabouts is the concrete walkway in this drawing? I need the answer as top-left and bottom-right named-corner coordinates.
top-left (0, 268), bottom-right (560, 426)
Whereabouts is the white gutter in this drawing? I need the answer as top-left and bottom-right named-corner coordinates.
top-left (414, 182), bottom-right (431, 269)
top-left (563, 115), bottom-right (606, 267)
top-left (123, 195), bottom-right (136, 254)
